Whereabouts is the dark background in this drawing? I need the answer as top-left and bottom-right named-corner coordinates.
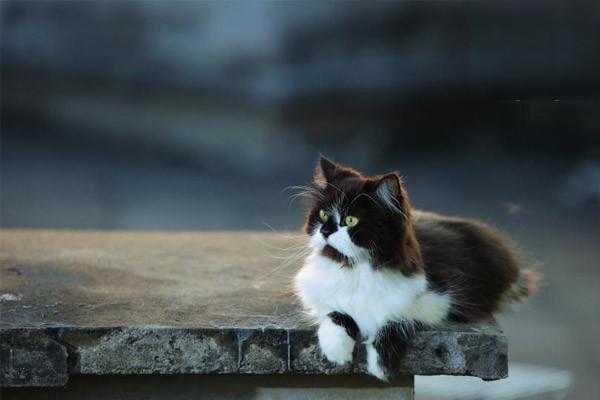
top-left (1, 1), bottom-right (599, 398)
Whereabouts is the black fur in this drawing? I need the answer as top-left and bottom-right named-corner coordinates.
top-left (414, 213), bottom-right (521, 321)
top-left (302, 156), bottom-right (537, 378)
top-left (304, 156), bottom-right (422, 276)
top-left (328, 311), bottom-right (360, 340)
top-left (321, 245), bottom-right (351, 266)
top-left (304, 156), bottom-right (531, 321)
top-left (373, 321), bottom-right (425, 375)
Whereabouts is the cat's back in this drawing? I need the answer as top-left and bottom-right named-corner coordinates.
top-left (412, 210), bottom-right (523, 321)
top-left (412, 210), bottom-right (521, 272)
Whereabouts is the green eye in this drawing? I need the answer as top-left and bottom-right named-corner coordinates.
top-left (345, 215), bottom-right (359, 227)
top-left (319, 209), bottom-right (329, 222)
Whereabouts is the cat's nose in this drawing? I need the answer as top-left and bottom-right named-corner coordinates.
top-left (320, 221), bottom-right (337, 238)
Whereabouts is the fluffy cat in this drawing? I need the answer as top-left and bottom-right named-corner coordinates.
top-left (294, 156), bottom-right (538, 380)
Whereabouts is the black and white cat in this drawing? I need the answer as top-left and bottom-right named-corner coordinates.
top-left (294, 156), bottom-right (537, 380)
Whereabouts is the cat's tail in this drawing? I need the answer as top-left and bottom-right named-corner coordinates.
top-left (502, 268), bottom-right (540, 304)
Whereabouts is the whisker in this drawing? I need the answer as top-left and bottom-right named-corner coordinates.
top-left (314, 180), bottom-right (346, 199)
top-left (284, 185), bottom-right (325, 209)
top-left (260, 222), bottom-right (305, 242)
top-left (256, 247), bottom-right (312, 279)
top-left (350, 192), bottom-right (383, 209)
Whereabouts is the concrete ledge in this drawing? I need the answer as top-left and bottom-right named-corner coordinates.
top-left (0, 330), bottom-right (68, 387)
top-left (0, 230), bottom-right (508, 387)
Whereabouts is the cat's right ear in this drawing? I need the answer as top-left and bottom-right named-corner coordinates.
top-left (375, 173), bottom-right (404, 214)
top-left (314, 155), bottom-right (337, 187)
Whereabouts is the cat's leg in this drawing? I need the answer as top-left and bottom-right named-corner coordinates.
top-left (317, 311), bottom-right (360, 365)
top-left (366, 321), bottom-right (422, 380)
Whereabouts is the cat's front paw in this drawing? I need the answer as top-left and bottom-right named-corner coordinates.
top-left (317, 318), bottom-right (355, 365)
top-left (366, 343), bottom-right (388, 381)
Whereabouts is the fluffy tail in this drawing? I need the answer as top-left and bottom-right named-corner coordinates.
top-left (503, 269), bottom-right (540, 303)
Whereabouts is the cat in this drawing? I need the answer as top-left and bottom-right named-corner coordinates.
top-left (294, 156), bottom-right (538, 380)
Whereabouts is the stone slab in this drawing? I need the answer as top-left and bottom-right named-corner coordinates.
top-left (0, 230), bottom-right (508, 386)
top-left (0, 329), bottom-right (68, 387)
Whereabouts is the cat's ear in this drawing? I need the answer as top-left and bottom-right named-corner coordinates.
top-left (314, 155), bottom-right (337, 186)
top-left (375, 173), bottom-right (403, 213)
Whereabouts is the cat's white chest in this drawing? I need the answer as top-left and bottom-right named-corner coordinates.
top-left (294, 252), bottom-right (432, 339)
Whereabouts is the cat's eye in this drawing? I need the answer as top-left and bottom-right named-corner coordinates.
top-left (319, 209), bottom-right (329, 222)
top-left (345, 215), bottom-right (359, 227)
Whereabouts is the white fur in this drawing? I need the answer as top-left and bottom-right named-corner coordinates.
top-left (327, 226), bottom-right (367, 263)
top-left (294, 214), bottom-right (452, 379)
top-left (308, 218), bottom-right (368, 264)
top-left (366, 342), bottom-right (386, 380)
top-left (295, 251), bottom-right (450, 339)
top-left (309, 226), bottom-right (327, 251)
top-left (317, 317), bottom-right (355, 365)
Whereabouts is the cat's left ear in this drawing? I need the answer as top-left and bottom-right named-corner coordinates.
top-left (375, 173), bottom-right (404, 213)
top-left (314, 155), bottom-right (337, 186)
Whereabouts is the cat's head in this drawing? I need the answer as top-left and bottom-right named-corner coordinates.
top-left (303, 156), bottom-right (422, 275)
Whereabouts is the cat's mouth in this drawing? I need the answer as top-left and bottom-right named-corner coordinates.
top-left (321, 245), bottom-right (351, 267)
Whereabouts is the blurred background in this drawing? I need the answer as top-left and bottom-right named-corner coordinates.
top-left (1, 1), bottom-right (599, 398)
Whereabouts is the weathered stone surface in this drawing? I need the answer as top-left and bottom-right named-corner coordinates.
top-left (290, 329), bottom-right (358, 374)
top-left (290, 324), bottom-right (508, 380)
top-left (0, 329), bottom-right (68, 387)
top-left (238, 329), bottom-right (288, 374)
top-left (0, 230), bottom-right (508, 387)
top-left (63, 328), bottom-right (237, 375)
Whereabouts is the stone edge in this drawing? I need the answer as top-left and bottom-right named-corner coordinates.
top-left (0, 326), bottom-right (507, 387)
